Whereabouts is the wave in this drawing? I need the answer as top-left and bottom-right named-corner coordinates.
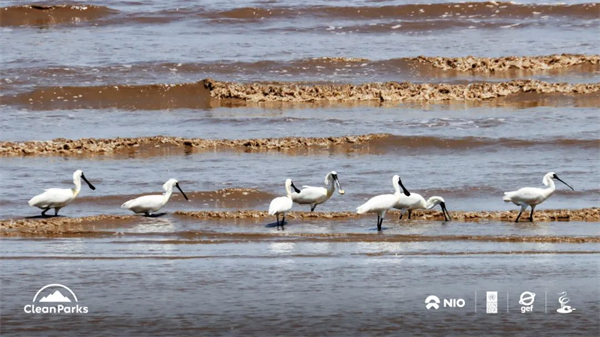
top-left (2, 82), bottom-right (212, 110)
top-left (3, 2), bottom-right (597, 27)
top-left (0, 4), bottom-right (117, 27)
top-left (205, 2), bottom-right (599, 21)
top-left (1, 134), bottom-right (597, 157)
top-left (75, 188), bottom-right (275, 208)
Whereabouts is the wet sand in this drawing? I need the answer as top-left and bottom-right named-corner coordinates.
top-left (2, 208), bottom-right (598, 236)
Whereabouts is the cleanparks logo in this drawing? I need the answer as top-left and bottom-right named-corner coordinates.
top-left (24, 284), bottom-right (89, 314)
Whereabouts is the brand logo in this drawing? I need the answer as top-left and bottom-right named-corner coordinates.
top-left (519, 291), bottom-right (535, 313)
top-left (424, 295), bottom-right (465, 310)
top-left (425, 295), bottom-right (440, 310)
top-left (486, 291), bottom-right (498, 314)
top-left (556, 292), bottom-right (575, 314)
top-left (24, 284), bottom-right (89, 314)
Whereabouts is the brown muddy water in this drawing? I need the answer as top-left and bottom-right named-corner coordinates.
top-left (1, 0), bottom-right (600, 335)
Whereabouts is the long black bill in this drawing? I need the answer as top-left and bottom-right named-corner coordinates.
top-left (291, 181), bottom-right (301, 193)
top-left (398, 177), bottom-right (410, 196)
top-left (333, 175), bottom-right (343, 194)
top-left (555, 177), bottom-right (574, 191)
top-left (441, 202), bottom-right (451, 221)
top-left (81, 174), bottom-right (96, 190)
top-left (176, 183), bottom-right (189, 200)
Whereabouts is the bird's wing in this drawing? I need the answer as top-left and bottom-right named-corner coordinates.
top-left (29, 189), bottom-right (73, 207)
top-left (394, 193), bottom-right (422, 209)
top-left (122, 195), bottom-right (164, 210)
top-left (357, 194), bottom-right (396, 213)
top-left (503, 188), bottom-right (544, 204)
top-left (293, 187), bottom-right (326, 203)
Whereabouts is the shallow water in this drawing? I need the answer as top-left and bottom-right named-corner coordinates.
top-left (1, 0), bottom-right (599, 335)
top-left (1, 220), bottom-right (599, 335)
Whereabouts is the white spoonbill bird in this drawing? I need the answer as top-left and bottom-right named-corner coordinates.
top-left (28, 170), bottom-right (96, 216)
top-left (356, 175), bottom-right (411, 231)
top-left (394, 194), bottom-right (451, 221)
top-left (268, 179), bottom-right (298, 228)
top-left (291, 171), bottom-right (345, 211)
top-left (121, 179), bottom-right (189, 216)
top-left (503, 172), bottom-right (574, 222)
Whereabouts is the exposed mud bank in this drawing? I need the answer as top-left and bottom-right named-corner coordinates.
top-left (0, 134), bottom-right (387, 156)
top-left (204, 79), bottom-right (600, 103)
top-left (416, 54), bottom-right (600, 73)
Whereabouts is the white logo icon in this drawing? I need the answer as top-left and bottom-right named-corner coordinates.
top-left (39, 290), bottom-right (72, 303)
top-left (557, 292), bottom-right (576, 314)
top-left (24, 284), bottom-right (88, 314)
top-left (425, 295), bottom-right (440, 310)
top-left (519, 291), bottom-right (535, 313)
top-left (486, 291), bottom-right (498, 314)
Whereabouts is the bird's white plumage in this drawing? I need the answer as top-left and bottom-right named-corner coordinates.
top-left (357, 194), bottom-right (398, 214)
top-left (28, 170), bottom-right (94, 215)
top-left (121, 178), bottom-right (185, 215)
top-left (122, 195), bottom-right (168, 214)
top-left (268, 196), bottom-right (293, 216)
top-left (356, 175), bottom-right (405, 217)
top-left (394, 193), bottom-right (427, 211)
top-left (268, 179), bottom-right (294, 216)
top-left (291, 171), bottom-right (344, 211)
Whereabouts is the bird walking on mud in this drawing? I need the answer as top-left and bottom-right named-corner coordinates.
top-left (503, 172), bottom-right (574, 222)
top-left (121, 179), bottom-right (189, 216)
top-left (28, 170), bottom-right (96, 216)
top-left (268, 179), bottom-right (300, 229)
top-left (291, 171), bottom-right (345, 211)
top-left (356, 175), bottom-right (411, 231)
top-left (394, 194), bottom-right (451, 221)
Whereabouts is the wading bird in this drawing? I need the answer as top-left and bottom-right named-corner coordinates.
top-left (291, 171), bottom-right (345, 211)
top-left (28, 170), bottom-right (96, 216)
top-left (503, 172), bottom-right (574, 222)
top-left (268, 179), bottom-right (299, 228)
top-left (394, 194), bottom-right (451, 221)
top-left (356, 175), bottom-right (411, 231)
top-left (121, 179), bottom-right (188, 216)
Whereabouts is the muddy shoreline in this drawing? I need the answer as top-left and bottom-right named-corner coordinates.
top-left (416, 54), bottom-right (600, 73)
top-left (0, 133), bottom-right (387, 156)
top-left (1, 208), bottom-right (598, 236)
top-left (204, 79), bottom-right (600, 103)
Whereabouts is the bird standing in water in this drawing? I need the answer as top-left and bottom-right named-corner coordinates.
top-left (503, 172), bottom-right (574, 222)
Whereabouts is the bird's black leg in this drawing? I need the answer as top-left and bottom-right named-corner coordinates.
top-left (377, 215), bottom-right (383, 231)
top-left (311, 204), bottom-right (317, 212)
top-left (54, 208), bottom-right (60, 216)
top-left (276, 214), bottom-right (280, 227)
top-left (399, 211), bottom-right (403, 220)
top-left (408, 210), bottom-right (412, 220)
top-left (515, 206), bottom-right (526, 223)
top-left (529, 205), bottom-right (536, 222)
top-left (41, 209), bottom-right (49, 217)
top-left (281, 215), bottom-right (286, 228)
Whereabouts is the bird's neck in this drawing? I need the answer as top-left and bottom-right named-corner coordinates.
top-left (72, 177), bottom-right (82, 195)
top-left (163, 187), bottom-right (173, 202)
top-left (544, 180), bottom-right (556, 198)
top-left (326, 178), bottom-right (335, 196)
